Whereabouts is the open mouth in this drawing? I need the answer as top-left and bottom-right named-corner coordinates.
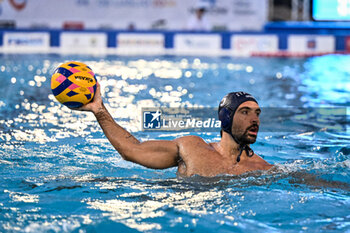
top-left (247, 126), bottom-right (259, 136)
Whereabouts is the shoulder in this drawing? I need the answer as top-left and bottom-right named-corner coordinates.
top-left (174, 135), bottom-right (213, 151)
top-left (174, 135), bottom-right (207, 145)
top-left (252, 153), bottom-right (274, 167)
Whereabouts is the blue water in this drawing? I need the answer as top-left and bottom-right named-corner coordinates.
top-left (0, 54), bottom-right (349, 232)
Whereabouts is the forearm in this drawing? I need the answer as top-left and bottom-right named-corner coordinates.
top-left (93, 104), bottom-right (140, 157)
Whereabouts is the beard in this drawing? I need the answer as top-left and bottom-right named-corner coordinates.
top-left (233, 124), bottom-right (259, 145)
top-left (238, 131), bottom-right (257, 144)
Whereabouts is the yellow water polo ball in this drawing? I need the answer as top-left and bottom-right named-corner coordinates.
top-left (51, 61), bottom-right (97, 108)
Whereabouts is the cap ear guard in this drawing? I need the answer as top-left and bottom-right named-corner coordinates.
top-left (218, 107), bottom-right (232, 134)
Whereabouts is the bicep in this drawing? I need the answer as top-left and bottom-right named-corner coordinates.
top-left (123, 140), bottom-right (180, 169)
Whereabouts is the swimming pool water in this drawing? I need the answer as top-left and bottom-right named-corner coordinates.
top-left (0, 54), bottom-right (349, 232)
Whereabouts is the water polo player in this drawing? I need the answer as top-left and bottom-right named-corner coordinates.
top-left (77, 83), bottom-right (273, 177)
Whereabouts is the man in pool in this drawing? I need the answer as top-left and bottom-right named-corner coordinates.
top-left (78, 83), bottom-right (273, 177)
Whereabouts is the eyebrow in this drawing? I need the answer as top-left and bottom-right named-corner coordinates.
top-left (238, 107), bottom-right (261, 112)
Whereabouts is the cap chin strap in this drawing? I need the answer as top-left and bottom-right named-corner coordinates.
top-left (226, 130), bottom-right (254, 163)
top-left (236, 144), bottom-right (254, 163)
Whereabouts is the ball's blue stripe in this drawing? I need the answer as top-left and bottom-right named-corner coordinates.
top-left (52, 78), bottom-right (73, 96)
top-left (66, 91), bottom-right (78, 97)
top-left (68, 63), bottom-right (79, 67)
top-left (63, 102), bottom-right (83, 108)
top-left (56, 67), bottom-right (73, 78)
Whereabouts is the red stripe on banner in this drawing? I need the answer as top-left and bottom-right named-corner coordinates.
top-left (251, 51), bottom-right (348, 57)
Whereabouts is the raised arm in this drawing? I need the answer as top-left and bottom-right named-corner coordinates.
top-left (78, 83), bottom-right (180, 169)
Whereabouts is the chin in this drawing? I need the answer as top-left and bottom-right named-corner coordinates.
top-left (235, 132), bottom-right (258, 144)
top-left (244, 135), bottom-right (257, 144)
top-left (246, 139), bottom-right (256, 144)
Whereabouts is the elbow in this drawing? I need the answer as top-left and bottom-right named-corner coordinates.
top-left (118, 147), bottom-right (140, 163)
top-left (114, 143), bottom-right (141, 162)
top-left (119, 152), bottom-right (132, 162)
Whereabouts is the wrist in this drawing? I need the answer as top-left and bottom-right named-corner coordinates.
top-left (92, 103), bottom-right (106, 116)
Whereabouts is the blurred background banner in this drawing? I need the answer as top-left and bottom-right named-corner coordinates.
top-left (0, 0), bottom-right (268, 31)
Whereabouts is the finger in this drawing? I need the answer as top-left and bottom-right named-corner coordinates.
top-left (95, 82), bottom-right (101, 97)
top-left (70, 106), bottom-right (90, 111)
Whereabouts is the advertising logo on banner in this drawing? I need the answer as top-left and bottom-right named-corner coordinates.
top-left (231, 35), bottom-right (279, 56)
top-left (9, 0), bottom-right (27, 11)
top-left (3, 32), bottom-right (50, 52)
top-left (60, 33), bottom-right (107, 54)
top-left (174, 34), bottom-right (221, 55)
top-left (117, 33), bottom-right (164, 55)
top-left (288, 35), bottom-right (335, 53)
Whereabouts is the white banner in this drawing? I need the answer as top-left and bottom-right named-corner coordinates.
top-left (60, 32), bottom-right (107, 54)
top-left (288, 35), bottom-right (335, 53)
top-left (0, 0), bottom-right (268, 31)
top-left (231, 35), bottom-right (279, 56)
top-left (3, 32), bottom-right (50, 53)
top-left (174, 34), bottom-right (221, 55)
top-left (117, 33), bottom-right (165, 55)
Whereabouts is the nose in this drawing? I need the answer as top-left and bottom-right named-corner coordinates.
top-left (251, 113), bottom-right (260, 125)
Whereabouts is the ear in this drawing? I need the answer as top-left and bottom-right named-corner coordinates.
top-left (219, 107), bottom-right (231, 132)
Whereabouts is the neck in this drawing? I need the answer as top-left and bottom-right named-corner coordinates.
top-left (218, 131), bottom-right (248, 162)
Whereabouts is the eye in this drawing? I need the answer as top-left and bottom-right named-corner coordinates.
top-left (242, 110), bottom-right (248, 115)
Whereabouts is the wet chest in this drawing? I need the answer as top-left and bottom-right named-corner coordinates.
top-left (180, 149), bottom-right (244, 176)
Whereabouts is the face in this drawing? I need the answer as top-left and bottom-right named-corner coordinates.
top-left (231, 101), bottom-right (261, 145)
top-left (196, 8), bottom-right (205, 18)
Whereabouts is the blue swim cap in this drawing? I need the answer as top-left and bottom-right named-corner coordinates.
top-left (218, 91), bottom-right (258, 138)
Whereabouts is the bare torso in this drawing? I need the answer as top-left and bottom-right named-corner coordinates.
top-left (175, 136), bottom-right (273, 177)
